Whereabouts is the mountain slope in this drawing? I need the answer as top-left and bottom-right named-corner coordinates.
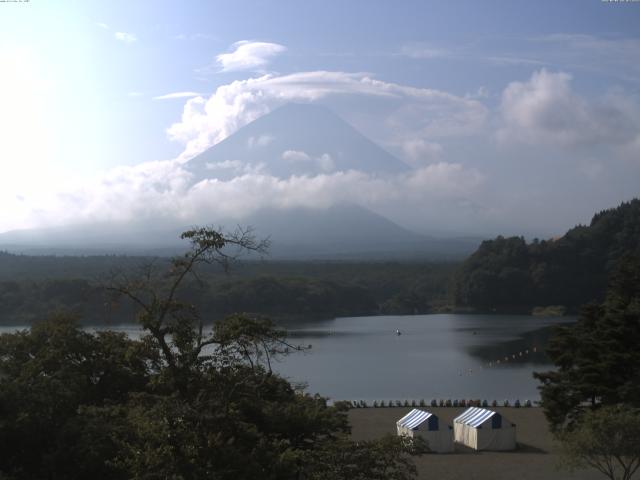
top-left (451, 199), bottom-right (640, 311)
top-left (0, 205), bottom-right (480, 259)
top-left (185, 103), bottom-right (408, 180)
top-left (236, 204), bottom-right (479, 259)
top-left (0, 104), bottom-right (481, 259)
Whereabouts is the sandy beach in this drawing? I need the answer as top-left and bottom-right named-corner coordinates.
top-left (348, 407), bottom-right (603, 480)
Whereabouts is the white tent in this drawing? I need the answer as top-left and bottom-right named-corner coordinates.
top-left (453, 407), bottom-right (516, 451)
top-left (396, 409), bottom-right (454, 453)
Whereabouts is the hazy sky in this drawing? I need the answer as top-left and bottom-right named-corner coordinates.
top-left (1, 0), bottom-right (639, 237)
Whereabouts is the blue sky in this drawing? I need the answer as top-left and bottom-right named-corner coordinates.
top-left (1, 0), bottom-right (639, 236)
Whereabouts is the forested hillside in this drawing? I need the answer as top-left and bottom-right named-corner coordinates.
top-left (452, 199), bottom-right (640, 312)
top-left (0, 255), bottom-right (455, 325)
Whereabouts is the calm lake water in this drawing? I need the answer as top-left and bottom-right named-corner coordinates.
top-left (275, 314), bottom-right (574, 403)
top-left (0, 314), bottom-right (573, 403)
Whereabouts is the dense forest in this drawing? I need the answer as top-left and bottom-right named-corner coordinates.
top-left (2, 199), bottom-right (639, 324)
top-left (0, 229), bottom-right (426, 479)
top-left (0, 253), bottom-right (456, 325)
top-left (451, 199), bottom-right (640, 312)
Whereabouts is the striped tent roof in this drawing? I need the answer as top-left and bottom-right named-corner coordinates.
top-left (454, 407), bottom-right (496, 428)
top-left (397, 409), bottom-right (433, 430)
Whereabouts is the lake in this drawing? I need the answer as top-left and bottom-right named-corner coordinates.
top-left (275, 314), bottom-right (573, 403)
top-left (0, 313), bottom-right (573, 403)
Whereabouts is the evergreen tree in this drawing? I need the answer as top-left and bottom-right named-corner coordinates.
top-left (534, 255), bottom-right (640, 432)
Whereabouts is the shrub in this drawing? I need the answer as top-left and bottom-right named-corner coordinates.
top-left (491, 400), bottom-right (498, 407)
top-left (504, 400), bottom-right (510, 407)
top-left (514, 399), bottom-right (521, 408)
top-left (482, 399), bottom-right (488, 407)
top-left (431, 399), bottom-right (437, 407)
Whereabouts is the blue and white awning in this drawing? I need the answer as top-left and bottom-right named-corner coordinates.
top-left (454, 407), bottom-right (496, 428)
top-left (397, 409), bottom-right (433, 430)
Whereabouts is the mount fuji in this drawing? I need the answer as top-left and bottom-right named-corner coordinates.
top-left (0, 103), bottom-right (481, 258)
top-left (185, 102), bottom-right (409, 181)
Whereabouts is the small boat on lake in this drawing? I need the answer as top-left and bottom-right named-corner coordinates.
top-left (396, 329), bottom-right (402, 336)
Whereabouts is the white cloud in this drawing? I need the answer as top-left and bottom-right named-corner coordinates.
top-left (0, 155), bottom-right (485, 235)
top-left (317, 154), bottom-right (335, 172)
top-left (282, 150), bottom-right (311, 162)
top-left (216, 40), bottom-right (286, 72)
top-left (205, 160), bottom-right (243, 172)
top-left (153, 91), bottom-right (203, 101)
top-left (282, 150), bottom-right (335, 172)
top-left (97, 22), bottom-right (109, 30)
top-left (114, 32), bottom-right (137, 44)
top-left (497, 69), bottom-right (640, 147)
top-left (400, 139), bottom-right (443, 166)
top-left (167, 71), bottom-right (488, 161)
top-left (247, 134), bottom-right (274, 148)
top-left (465, 86), bottom-right (489, 100)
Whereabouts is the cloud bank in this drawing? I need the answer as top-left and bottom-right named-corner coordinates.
top-left (1, 159), bottom-right (485, 235)
top-left (216, 40), bottom-right (287, 72)
top-left (3, 68), bottom-right (639, 238)
top-left (153, 91), bottom-right (203, 101)
top-left (498, 69), bottom-right (640, 147)
top-left (167, 70), bottom-right (488, 161)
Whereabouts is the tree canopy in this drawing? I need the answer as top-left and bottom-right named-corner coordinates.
top-left (452, 199), bottom-right (640, 311)
top-left (559, 405), bottom-right (640, 480)
top-left (534, 255), bottom-right (640, 432)
top-left (0, 227), bottom-right (425, 480)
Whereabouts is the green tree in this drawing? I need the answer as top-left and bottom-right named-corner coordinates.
top-left (1, 227), bottom-right (425, 480)
top-left (559, 406), bottom-right (640, 480)
top-left (0, 314), bottom-right (153, 479)
top-left (302, 434), bottom-right (427, 480)
top-left (452, 199), bottom-right (640, 312)
top-left (534, 255), bottom-right (640, 432)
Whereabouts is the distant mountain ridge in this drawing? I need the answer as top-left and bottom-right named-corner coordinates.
top-left (451, 198), bottom-right (640, 311)
top-left (236, 205), bottom-right (480, 259)
top-left (0, 205), bottom-right (480, 259)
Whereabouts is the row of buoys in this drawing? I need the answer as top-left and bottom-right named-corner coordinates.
top-left (457, 346), bottom-right (539, 376)
top-left (488, 346), bottom-right (537, 367)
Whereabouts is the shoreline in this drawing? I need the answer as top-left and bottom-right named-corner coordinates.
top-left (348, 407), bottom-right (601, 480)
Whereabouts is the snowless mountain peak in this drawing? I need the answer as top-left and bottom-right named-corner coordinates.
top-left (185, 102), bottom-right (409, 181)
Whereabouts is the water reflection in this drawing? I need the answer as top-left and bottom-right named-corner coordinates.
top-left (464, 325), bottom-right (560, 366)
top-left (0, 314), bottom-right (574, 402)
top-left (275, 314), bottom-right (574, 402)
top-left (286, 329), bottom-right (369, 339)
